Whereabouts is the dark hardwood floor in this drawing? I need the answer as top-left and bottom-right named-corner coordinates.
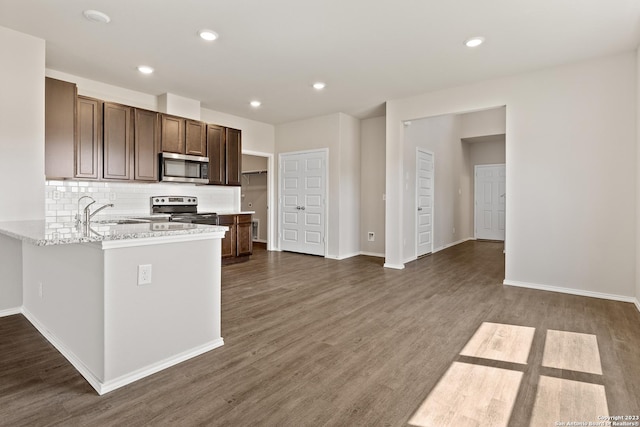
top-left (1, 241), bottom-right (639, 426)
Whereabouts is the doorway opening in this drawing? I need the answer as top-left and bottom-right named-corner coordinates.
top-left (241, 151), bottom-right (275, 251)
top-left (403, 106), bottom-right (506, 264)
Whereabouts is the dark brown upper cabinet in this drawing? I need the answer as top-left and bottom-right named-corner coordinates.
top-left (134, 109), bottom-right (159, 181)
top-left (225, 127), bottom-right (242, 186)
top-left (185, 120), bottom-right (207, 156)
top-left (206, 125), bottom-right (242, 186)
top-left (160, 114), bottom-right (207, 157)
top-left (160, 114), bottom-right (185, 154)
top-left (207, 124), bottom-right (225, 185)
top-left (45, 77), bottom-right (76, 179)
top-left (102, 102), bottom-right (133, 180)
top-left (76, 96), bottom-right (102, 179)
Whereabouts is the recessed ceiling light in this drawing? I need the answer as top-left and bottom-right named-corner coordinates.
top-left (83, 10), bottom-right (111, 24)
top-left (137, 65), bottom-right (154, 75)
top-left (198, 30), bottom-right (219, 41)
top-left (313, 82), bottom-right (326, 90)
top-left (464, 37), bottom-right (485, 48)
top-left (250, 100), bottom-right (261, 108)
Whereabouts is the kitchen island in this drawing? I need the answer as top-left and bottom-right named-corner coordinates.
top-left (0, 219), bottom-right (227, 395)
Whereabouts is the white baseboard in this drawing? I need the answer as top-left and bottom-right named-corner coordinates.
top-left (359, 251), bottom-right (384, 258)
top-left (22, 308), bottom-right (105, 394)
top-left (433, 237), bottom-right (475, 254)
top-left (336, 252), bottom-right (361, 260)
top-left (503, 280), bottom-right (638, 306)
top-left (0, 307), bottom-right (22, 317)
top-left (99, 338), bottom-right (224, 395)
top-left (383, 263), bottom-right (405, 270)
top-left (635, 298), bottom-right (640, 313)
top-left (22, 308), bottom-right (224, 395)
top-left (252, 239), bottom-right (267, 244)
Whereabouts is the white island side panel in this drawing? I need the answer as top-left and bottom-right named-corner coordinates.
top-left (103, 237), bottom-right (222, 383)
top-left (22, 242), bottom-right (105, 382)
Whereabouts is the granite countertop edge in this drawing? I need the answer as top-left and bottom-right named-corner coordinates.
top-left (0, 220), bottom-right (227, 247)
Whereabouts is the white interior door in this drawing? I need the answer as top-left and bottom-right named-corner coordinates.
top-left (279, 151), bottom-right (326, 256)
top-left (475, 164), bottom-right (506, 241)
top-left (417, 149), bottom-right (434, 256)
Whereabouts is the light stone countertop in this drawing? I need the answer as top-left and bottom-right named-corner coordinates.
top-left (0, 219), bottom-right (227, 246)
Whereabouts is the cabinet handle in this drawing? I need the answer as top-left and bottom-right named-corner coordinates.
top-left (418, 207), bottom-right (423, 211)
top-left (301, 206), bottom-right (305, 210)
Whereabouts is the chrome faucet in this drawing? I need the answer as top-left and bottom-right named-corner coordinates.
top-left (84, 203), bottom-right (114, 225)
top-left (77, 196), bottom-right (95, 227)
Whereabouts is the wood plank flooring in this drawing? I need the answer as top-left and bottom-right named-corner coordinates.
top-left (1, 241), bottom-right (639, 426)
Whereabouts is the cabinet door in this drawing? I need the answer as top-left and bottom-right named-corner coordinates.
top-left (76, 96), bottom-right (102, 179)
top-left (134, 109), bottom-right (159, 181)
top-left (219, 215), bottom-right (236, 258)
top-left (45, 77), bottom-right (76, 179)
top-left (207, 124), bottom-right (225, 185)
top-left (225, 128), bottom-right (242, 186)
top-left (236, 214), bottom-right (253, 256)
top-left (103, 102), bottom-right (132, 180)
top-left (160, 114), bottom-right (185, 154)
top-left (185, 120), bottom-right (207, 156)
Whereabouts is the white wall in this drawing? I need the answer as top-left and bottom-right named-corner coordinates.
top-left (360, 116), bottom-right (386, 256)
top-left (387, 52), bottom-right (637, 300)
top-left (404, 115), bottom-right (472, 260)
top-left (636, 46), bottom-right (640, 308)
top-left (276, 114), bottom-right (340, 256)
top-left (460, 106), bottom-right (506, 138)
top-left (1, 28), bottom-right (45, 220)
top-left (23, 242), bottom-right (105, 379)
top-left (0, 235), bottom-right (23, 313)
top-left (0, 27), bottom-right (45, 312)
top-left (338, 113), bottom-right (361, 259)
top-left (468, 139), bottom-right (506, 166)
top-left (275, 113), bottom-right (361, 258)
top-left (201, 108), bottom-right (275, 154)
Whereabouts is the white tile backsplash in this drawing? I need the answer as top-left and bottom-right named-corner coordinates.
top-left (45, 180), bottom-right (240, 222)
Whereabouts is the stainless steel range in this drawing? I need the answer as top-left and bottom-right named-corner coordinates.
top-left (151, 196), bottom-right (219, 225)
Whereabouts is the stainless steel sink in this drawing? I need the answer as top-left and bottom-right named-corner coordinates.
top-left (96, 219), bottom-right (150, 225)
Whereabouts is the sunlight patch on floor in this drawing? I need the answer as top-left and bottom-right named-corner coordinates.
top-left (410, 322), bottom-right (609, 427)
top-left (460, 322), bottom-right (535, 364)
top-left (542, 330), bottom-right (603, 375)
top-left (408, 362), bottom-right (523, 427)
top-left (529, 376), bottom-right (608, 427)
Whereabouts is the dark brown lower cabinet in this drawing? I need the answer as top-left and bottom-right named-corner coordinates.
top-left (236, 214), bottom-right (253, 256)
top-left (219, 214), bottom-right (253, 262)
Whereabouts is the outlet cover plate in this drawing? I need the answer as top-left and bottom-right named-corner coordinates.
top-left (138, 264), bottom-right (152, 286)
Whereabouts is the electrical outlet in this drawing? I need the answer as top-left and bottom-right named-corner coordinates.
top-left (109, 192), bottom-right (117, 201)
top-left (368, 232), bottom-right (375, 242)
top-left (138, 264), bottom-right (152, 286)
top-left (53, 191), bottom-right (61, 200)
top-left (38, 282), bottom-right (43, 298)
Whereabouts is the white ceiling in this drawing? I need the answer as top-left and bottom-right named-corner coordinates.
top-left (1, 0), bottom-right (639, 124)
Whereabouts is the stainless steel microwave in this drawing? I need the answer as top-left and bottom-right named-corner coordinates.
top-left (159, 153), bottom-right (209, 184)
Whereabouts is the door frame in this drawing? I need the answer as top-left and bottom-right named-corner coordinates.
top-left (474, 163), bottom-right (506, 241)
top-left (277, 148), bottom-right (329, 256)
top-left (416, 148), bottom-right (435, 257)
top-left (242, 149), bottom-right (276, 251)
